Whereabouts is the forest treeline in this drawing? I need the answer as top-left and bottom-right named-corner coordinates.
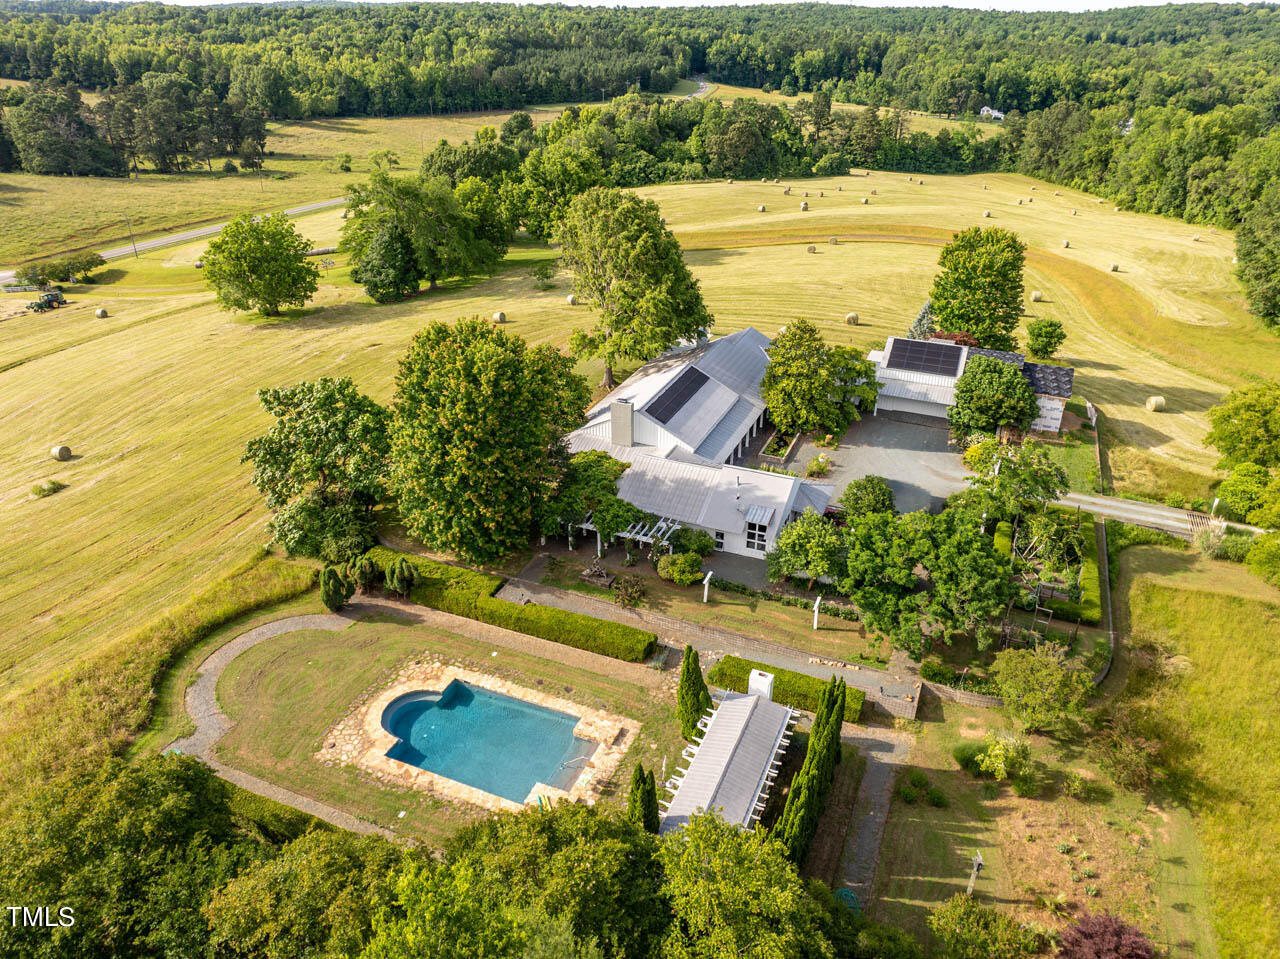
top-left (2, 2), bottom-right (1280, 234)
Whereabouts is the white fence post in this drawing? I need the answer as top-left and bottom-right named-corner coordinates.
top-left (812, 595), bottom-right (821, 630)
top-left (702, 570), bottom-right (714, 604)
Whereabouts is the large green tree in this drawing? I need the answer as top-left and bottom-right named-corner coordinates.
top-left (1205, 381), bottom-right (1280, 469)
top-left (243, 377), bottom-right (389, 562)
top-left (205, 831), bottom-right (403, 959)
top-left (343, 171), bottom-right (499, 301)
top-left (948, 355), bottom-right (1040, 436)
top-left (762, 319), bottom-right (879, 437)
top-left (923, 507), bottom-right (1018, 639)
top-left (991, 644), bottom-right (1091, 733)
top-left (554, 186), bottom-right (713, 388)
top-left (658, 812), bottom-right (833, 959)
top-left (961, 440), bottom-right (1069, 519)
top-left (1235, 182), bottom-right (1280, 329)
top-left (444, 804), bottom-right (665, 959)
top-left (767, 508), bottom-right (848, 588)
top-left (838, 511), bottom-right (933, 656)
top-left (388, 320), bottom-right (589, 564)
top-left (929, 227), bottom-right (1027, 352)
top-left (203, 212), bottom-right (319, 316)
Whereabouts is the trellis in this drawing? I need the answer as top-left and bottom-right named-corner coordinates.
top-left (571, 513), bottom-right (682, 557)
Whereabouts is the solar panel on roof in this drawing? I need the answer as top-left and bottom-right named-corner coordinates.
top-left (646, 367), bottom-right (709, 424)
top-left (887, 338), bottom-right (963, 376)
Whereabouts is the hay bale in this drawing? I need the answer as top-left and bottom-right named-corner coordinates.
top-left (784, 187), bottom-right (792, 196)
top-left (907, 176), bottom-right (913, 182)
top-left (1114, 207), bottom-right (1120, 212)
top-left (1017, 199), bottom-right (1023, 205)
top-left (50, 445), bottom-right (71, 462)
top-left (803, 191), bottom-right (809, 197)
top-left (1062, 240), bottom-right (1070, 248)
top-left (983, 210), bottom-right (991, 218)
top-left (194, 260), bottom-right (204, 269)
top-left (837, 185), bottom-right (843, 191)
top-left (1145, 395), bottom-right (1166, 412)
top-left (983, 184), bottom-right (989, 190)
top-left (1054, 191), bottom-right (1061, 196)
top-left (1031, 186), bottom-right (1037, 191)
top-left (1031, 290), bottom-right (1043, 303)
top-left (761, 177), bottom-right (767, 183)
top-left (1232, 255), bottom-right (1239, 264)
top-left (829, 236), bottom-right (839, 245)
top-left (800, 201), bottom-right (808, 211)
top-left (1070, 209), bottom-right (1076, 216)
top-left (1027, 197), bottom-right (1034, 203)
top-left (919, 179), bottom-right (924, 185)
top-left (806, 245), bottom-right (817, 254)
top-left (1193, 234), bottom-right (1201, 242)
top-left (758, 205), bottom-right (767, 213)
top-left (94, 308), bottom-right (108, 318)
top-left (566, 294), bottom-right (578, 306)
top-left (845, 312), bottom-right (859, 325)
top-left (818, 191), bottom-right (824, 197)
top-left (861, 197), bottom-right (869, 205)
top-left (492, 311), bottom-right (506, 323)
top-left (870, 189), bottom-right (877, 195)
top-left (1109, 263), bottom-right (1120, 272)
top-left (773, 178), bottom-right (780, 184)
top-left (728, 178), bottom-right (734, 184)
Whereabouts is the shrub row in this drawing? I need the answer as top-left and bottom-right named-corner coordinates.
top-left (364, 547), bottom-right (657, 663)
top-left (1041, 509), bottom-right (1102, 626)
top-left (706, 655), bottom-right (865, 722)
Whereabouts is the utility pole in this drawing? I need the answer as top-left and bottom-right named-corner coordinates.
top-left (123, 214), bottom-right (139, 259)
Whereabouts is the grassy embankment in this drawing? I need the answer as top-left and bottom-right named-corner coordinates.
top-left (3, 169), bottom-right (1272, 707)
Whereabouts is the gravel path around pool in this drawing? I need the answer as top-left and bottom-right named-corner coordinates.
top-left (169, 595), bottom-right (673, 837)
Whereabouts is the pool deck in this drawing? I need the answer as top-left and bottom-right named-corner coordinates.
top-left (319, 662), bottom-right (638, 814)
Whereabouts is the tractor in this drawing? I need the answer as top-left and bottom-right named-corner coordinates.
top-left (27, 291), bottom-right (65, 312)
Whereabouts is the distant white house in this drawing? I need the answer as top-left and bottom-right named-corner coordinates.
top-left (565, 328), bottom-right (834, 559)
top-left (979, 105), bottom-right (1005, 121)
top-left (867, 336), bottom-right (1075, 433)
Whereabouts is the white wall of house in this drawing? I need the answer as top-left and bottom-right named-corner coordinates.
top-left (1031, 395), bottom-right (1066, 433)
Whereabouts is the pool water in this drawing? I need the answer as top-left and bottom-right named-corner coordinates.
top-left (382, 680), bottom-right (597, 802)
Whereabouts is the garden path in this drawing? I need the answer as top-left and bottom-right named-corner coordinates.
top-left (837, 725), bottom-right (915, 908)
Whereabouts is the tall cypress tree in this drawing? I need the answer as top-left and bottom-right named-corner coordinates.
top-left (642, 768), bottom-right (661, 834)
top-left (677, 645), bottom-right (712, 740)
top-left (626, 763), bottom-right (647, 828)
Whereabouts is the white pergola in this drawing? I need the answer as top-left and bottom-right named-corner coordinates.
top-left (571, 513), bottom-right (682, 557)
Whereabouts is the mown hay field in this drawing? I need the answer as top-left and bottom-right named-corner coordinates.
top-left (0, 169), bottom-right (1273, 701)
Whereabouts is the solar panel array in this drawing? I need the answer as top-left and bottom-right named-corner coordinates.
top-left (646, 367), bottom-right (709, 424)
top-left (886, 338), bottom-right (963, 376)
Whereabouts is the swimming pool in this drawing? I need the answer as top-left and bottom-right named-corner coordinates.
top-left (381, 680), bottom-right (598, 803)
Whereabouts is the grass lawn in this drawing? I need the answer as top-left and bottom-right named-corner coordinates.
top-left (539, 556), bottom-right (890, 666)
top-left (873, 698), bottom-right (1177, 952)
top-left (1112, 546), bottom-right (1280, 959)
top-left (1038, 429), bottom-right (1101, 494)
top-left (3, 168), bottom-right (1272, 702)
top-left (214, 614), bottom-right (683, 847)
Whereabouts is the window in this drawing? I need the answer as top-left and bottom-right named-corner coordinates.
top-left (746, 522), bottom-right (767, 552)
top-left (714, 531), bottom-right (725, 551)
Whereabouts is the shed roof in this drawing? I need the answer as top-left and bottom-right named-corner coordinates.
top-left (659, 693), bottom-right (795, 834)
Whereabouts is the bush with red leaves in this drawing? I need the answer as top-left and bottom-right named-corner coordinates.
top-left (930, 330), bottom-right (980, 347)
top-left (1057, 913), bottom-right (1155, 959)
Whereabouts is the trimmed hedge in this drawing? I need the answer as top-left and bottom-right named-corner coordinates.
top-left (364, 547), bottom-right (657, 663)
top-left (1041, 509), bottom-right (1102, 626)
top-left (706, 655), bottom-right (865, 722)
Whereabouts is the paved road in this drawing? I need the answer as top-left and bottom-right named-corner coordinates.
top-left (97, 196), bottom-right (347, 261)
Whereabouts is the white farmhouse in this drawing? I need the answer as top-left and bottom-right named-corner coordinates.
top-left (867, 336), bottom-right (1074, 433)
top-left (565, 328), bottom-right (834, 559)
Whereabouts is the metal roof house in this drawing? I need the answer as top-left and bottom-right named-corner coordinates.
top-left (659, 689), bottom-right (796, 835)
top-left (867, 336), bottom-right (1075, 433)
top-left (565, 328), bottom-right (834, 559)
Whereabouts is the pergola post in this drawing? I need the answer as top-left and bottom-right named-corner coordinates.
top-left (596, 529), bottom-right (602, 557)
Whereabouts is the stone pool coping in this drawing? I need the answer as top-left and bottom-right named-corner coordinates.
top-left (318, 661), bottom-right (638, 814)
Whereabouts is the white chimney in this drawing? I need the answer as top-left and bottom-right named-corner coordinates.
top-left (748, 669), bottom-right (775, 701)
top-left (611, 399), bottom-right (634, 447)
